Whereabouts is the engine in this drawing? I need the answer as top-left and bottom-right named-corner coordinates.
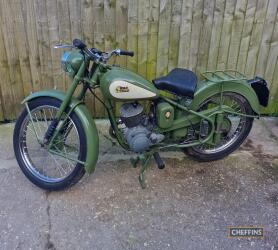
top-left (119, 103), bottom-right (164, 153)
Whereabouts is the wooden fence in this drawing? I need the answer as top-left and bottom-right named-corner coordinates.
top-left (0, 0), bottom-right (277, 121)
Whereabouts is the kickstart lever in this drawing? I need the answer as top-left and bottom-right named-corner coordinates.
top-left (153, 152), bottom-right (165, 169)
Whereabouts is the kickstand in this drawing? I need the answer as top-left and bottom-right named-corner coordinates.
top-left (131, 151), bottom-right (165, 189)
top-left (138, 154), bottom-right (151, 189)
top-left (130, 156), bottom-right (140, 168)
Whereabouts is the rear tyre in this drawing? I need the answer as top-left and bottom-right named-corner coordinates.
top-left (13, 97), bottom-right (86, 191)
top-left (184, 92), bottom-right (254, 161)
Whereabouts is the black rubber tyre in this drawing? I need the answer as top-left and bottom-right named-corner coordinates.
top-left (184, 93), bottom-right (254, 162)
top-left (13, 97), bottom-right (86, 191)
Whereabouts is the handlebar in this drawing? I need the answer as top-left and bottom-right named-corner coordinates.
top-left (71, 39), bottom-right (134, 62)
top-left (55, 39), bottom-right (134, 63)
top-left (54, 39), bottom-right (134, 63)
top-left (118, 50), bottom-right (134, 57)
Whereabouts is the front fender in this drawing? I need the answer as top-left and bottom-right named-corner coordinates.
top-left (22, 90), bottom-right (99, 174)
top-left (190, 81), bottom-right (261, 114)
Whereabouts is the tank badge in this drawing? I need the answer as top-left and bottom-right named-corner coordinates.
top-left (116, 86), bottom-right (129, 93)
top-left (165, 111), bottom-right (171, 119)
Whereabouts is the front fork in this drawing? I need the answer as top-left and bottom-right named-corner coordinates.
top-left (24, 61), bottom-right (89, 166)
top-left (43, 62), bottom-right (87, 147)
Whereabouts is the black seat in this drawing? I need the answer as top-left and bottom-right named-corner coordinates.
top-left (153, 68), bottom-right (197, 98)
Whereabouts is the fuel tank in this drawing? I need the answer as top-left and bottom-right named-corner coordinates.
top-left (100, 66), bottom-right (159, 100)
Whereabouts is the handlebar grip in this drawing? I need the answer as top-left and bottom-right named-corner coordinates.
top-left (119, 50), bottom-right (134, 57)
top-left (73, 39), bottom-right (86, 50)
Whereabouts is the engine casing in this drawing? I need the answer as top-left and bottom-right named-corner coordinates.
top-left (119, 103), bottom-right (164, 153)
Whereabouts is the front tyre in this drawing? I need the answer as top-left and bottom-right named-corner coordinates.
top-left (13, 97), bottom-right (86, 191)
top-left (185, 92), bottom-right (254, 161)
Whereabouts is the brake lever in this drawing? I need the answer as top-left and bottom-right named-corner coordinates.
top-left (103, 49), bottom-right (121, 62)
top-left (113, 49), bottom-right (121, 56)
top-left (85, 48), bottom-right (102, 62)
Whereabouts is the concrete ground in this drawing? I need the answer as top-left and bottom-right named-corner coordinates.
top-left (0, 118), bottom-right (278, 250)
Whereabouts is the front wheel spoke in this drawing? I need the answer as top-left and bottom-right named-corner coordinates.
top-left (20, 105), bottom-right (81, 181)
top-left (62, 144), bottom-right (75, 171)
top-left (33, 112), bottom-right (43, 137)
top-left (49, 108), bottom-right (55, 121)
top-left (50, 148), bottom-right (71, 174)
top-left (52, 138), bottom-right (78, 153)
top-left (48, 144), bottom-right (72, 177)
top-left (50, 155), bottom-right (64, 178)
top-left (43, 109), bottom-right (49, 127)
top-left (27, 125), bottom-right (42, 142)
top-left (49, 153), bottom-right (67, 176)
top-left (51, 144), bottom-right (77, 167)
top-left (51, 136), bottom-right (67, 147)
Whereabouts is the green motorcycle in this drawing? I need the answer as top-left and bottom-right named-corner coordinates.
top-left (13, 39), bottom-right (269, 190)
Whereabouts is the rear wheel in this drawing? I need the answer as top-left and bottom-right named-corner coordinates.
top-left (13, 97), bottom-right (86, 190)
top-left (184, 92), bottom-right (254, 161)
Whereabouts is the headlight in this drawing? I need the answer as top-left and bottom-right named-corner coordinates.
top-left (60, 50), bottom-right (84, 77)
top-left (61, 51), bottom-right (71, 72)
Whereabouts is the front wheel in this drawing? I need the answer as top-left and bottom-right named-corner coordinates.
top-left (13, 97), bottom-right (87, 191)
top-left (184, 92), bottom-right (254, 161)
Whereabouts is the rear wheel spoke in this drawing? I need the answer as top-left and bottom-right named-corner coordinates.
top-left (194, 93), bottom-right (249, 154)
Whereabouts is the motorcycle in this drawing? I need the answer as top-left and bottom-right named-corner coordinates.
top-left (13, 39), bottom-right (269, 190)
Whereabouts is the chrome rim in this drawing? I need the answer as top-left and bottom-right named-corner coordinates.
top-left (19, 105), bottom-right (80, 182)
top-left (193, 93), bottom-right (247, 154)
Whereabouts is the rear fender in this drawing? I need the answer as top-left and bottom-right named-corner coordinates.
top-left (190, 81), bottom-right (261, 114)
top-left (22, 90), bottom-right (99, 174)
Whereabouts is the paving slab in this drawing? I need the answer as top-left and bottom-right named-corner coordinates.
top-left (0, 167), bottom-right (48, 249)
top-left (0, 118), bottom-right (277, 250)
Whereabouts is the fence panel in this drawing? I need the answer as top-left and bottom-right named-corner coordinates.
top-left (0, 0), bottom-right (277, 121)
